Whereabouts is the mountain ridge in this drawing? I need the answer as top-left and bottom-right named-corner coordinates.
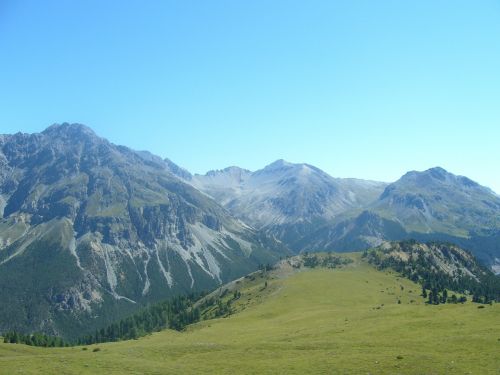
top-left (0, 123), bottom-right (286, 338)
top-left (187, 159), bottom-right (388, 246)
top-left (174, 158), bottom-right (500, 271)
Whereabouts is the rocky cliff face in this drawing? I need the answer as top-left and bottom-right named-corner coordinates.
top-left (364, 240), bottom-right (500, 302)
top-left (366, 240), bottom-right (486, 280)
top-left (373, 167), bottom-right (500, 236)
top-left (0, 123), bottom-right (284, 338)
top-left (189, 159), bottom-right (387, 247)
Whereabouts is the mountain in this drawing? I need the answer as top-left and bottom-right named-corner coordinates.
top-left (190, 160), bottom-right (387, 247)
top-left (191, 166), bottom-right (252, 205)
top-left (373, 167), bottom-right (500, 236)
top-left (187, 162), bottom-right (500, 271)
top-left (300, 168), bottom-right (500, 270)
top-left (1, 124), bottom-right (498, 340)
top-left (0, 123), bottom-right (285, 339)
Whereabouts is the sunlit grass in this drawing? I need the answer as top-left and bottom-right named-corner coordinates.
top-left (1, 254), bottom-right (498, 374)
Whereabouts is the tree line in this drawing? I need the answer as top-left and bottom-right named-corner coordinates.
top-left (2, 288), bottom-right (247, 348)
top-left (364, 241), bottom-right (500, 305)
top-left (421, 286), bottom-right (467, 305)
top-left (3, 331), bottom-right (67, 347)
top-left (301, 253), bottom-right (353, 269)
top-left (2, 293), bottom-right (203, 348)
top-left (76, 294), bottom-right (201, 345)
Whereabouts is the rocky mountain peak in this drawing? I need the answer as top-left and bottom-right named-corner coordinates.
top-left (260, 159), bottom-right (293, 172)
top-left (42, 122), bottom-right (99, 140)
top-left (204, 166), bottom-right (251, 178)
top-left (427, 166), bottom-right (448, 176)
top-left (391, 167), bottom-right (486, 193)
top-left (398, 167), bottom-right (449, 185)
top-left (0, 124), bottom-right (285, 338)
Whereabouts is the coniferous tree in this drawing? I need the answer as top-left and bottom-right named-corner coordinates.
top-left (441, 290), bottom-right (448, 304)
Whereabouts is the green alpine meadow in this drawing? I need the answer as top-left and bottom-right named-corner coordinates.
top-left (1, 252), bottom-right (499, 374)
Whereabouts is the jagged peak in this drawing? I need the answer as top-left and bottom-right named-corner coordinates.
top-left (223, 166), bottom-right (251, 173)
top-left (40, 123), bottom-right (102, 145)
top-left (203, 166), bottom-right (251, 177)
top-left (43, 123), bottom-right (96, 136)
top-left (263, 159), bottom-right (293, 170)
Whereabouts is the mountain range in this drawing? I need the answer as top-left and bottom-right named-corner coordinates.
top-left (1, 123), bottom-right (499, 338)
top-left (175, 158), bottom-right (500, 270)
top-left (187, 160), bottom-right (387, 245)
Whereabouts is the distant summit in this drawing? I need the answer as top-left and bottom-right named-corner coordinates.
top-left (190, 159), bottom-right (387, 246)
top-left (397, 167), bottom-right (482, 191)
top-left (376, 166), bottom-right (499, 235)
top-left (41, 122), bottom-right (99, 140)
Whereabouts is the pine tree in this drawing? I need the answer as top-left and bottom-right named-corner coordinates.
top-left (421, 287), bottom-right (427, 298)
top-left (441, 289), bottom-right (448, 304)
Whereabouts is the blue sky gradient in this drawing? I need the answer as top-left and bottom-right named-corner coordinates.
top-left (1, 1), bottom-right (499, 192)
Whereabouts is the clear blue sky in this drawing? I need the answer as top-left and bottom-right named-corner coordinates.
top-left (1, 1), bottom-right (499, 192)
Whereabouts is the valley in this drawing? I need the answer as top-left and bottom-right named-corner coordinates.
top-left (1, 124), bottom-right (499, 343)
top-left (3, 3), bottom-right (500, 374)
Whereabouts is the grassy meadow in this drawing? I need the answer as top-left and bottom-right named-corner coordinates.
top-left (0, 254), bottom-right (499, 374)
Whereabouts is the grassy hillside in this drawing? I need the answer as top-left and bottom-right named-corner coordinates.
top-left (1, 254), bottom-right (499, 374)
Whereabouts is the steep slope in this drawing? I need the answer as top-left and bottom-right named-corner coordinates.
top-left (373, 167), bottom-right (500, 236)
top-left (1, 251), bottom-right (499, 374)
top-left (366, 241), bottom-right (486, 280)
top-left (0, 123), bottom-right (285, 339)
top-left (190, 159), bottom-right (387, 247)
top-left (191, 166), bottom-right (251, 205)
top-left (296, 210), bottom-right (408, 251)
top-left (364, 240), bottom-right (500, 302)
top-left (298, 168), bottom-right (500, 270)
